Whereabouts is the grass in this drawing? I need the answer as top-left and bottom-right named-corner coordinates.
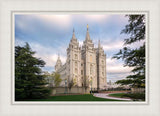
top-left (21, 94), bottom-right (123, 101)
top-left (109, 93), bottom-right (127, 98)
top-left (109, 93), bottom-right (145, 101)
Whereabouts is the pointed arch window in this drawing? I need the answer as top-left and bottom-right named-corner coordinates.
top-left (75, 61), bottom-right (78, 67)
top-left (102, 66), bottom-right (104, 76)
top-left (90, 64), bottom-right (93, 75)
top-left (102, 72), bottom-right (104, 76)
top-left (75, 68), bottom-right (78, 74)
top-left (75, 54), bottom-right (78, 59)
top-left (90, 55), bottom-right (92, 62)
top-left (102, 60), bottom-right (104, 65)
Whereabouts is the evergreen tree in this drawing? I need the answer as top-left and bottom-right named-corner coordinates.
top-left (15, 43), bottom-right (51, 100)
top-left (113, 15), bottom-right (145, 88)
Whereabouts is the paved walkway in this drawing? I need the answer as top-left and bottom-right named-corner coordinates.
top-left (94, 93), bottom-right (132, 101)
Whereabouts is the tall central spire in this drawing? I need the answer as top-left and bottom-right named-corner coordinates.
top-left (57, 54), bottom-right (62, 64)
top-left (85, 24), bottom-right (91, 41)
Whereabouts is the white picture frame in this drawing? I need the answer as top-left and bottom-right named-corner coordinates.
top-left (0, 0), bottom-right (160, 116)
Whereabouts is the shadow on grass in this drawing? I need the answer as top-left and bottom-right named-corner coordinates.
top-left (109, 93), bottom-right (145, 101)
top-left (17, 94), bottom-right (124, 101)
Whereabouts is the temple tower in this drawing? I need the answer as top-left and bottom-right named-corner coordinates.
top-left (81, 24), bottom-right (97, 89)
top-left (66, 29), bottom-right (82, 86)
top-left (55, 54), bottom-right (62, 71)
top-left (96, 40), bottom-right (107, 90)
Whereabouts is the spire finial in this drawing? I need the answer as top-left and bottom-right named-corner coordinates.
top-left (85, 24), bottom-right (91, 41)
top-left (71, 28), bottom-right (77, 41)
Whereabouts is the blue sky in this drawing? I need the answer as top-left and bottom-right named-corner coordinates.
top-left (15, 14), bottom-right (142, 82)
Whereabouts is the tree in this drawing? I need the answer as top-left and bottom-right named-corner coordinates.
top-left (15, 43), bottom-right (51, 100)
top-left (52, 72), bottom-right (62, 87)
top-left (113, 15), bottom-right (145, 88)
top-left (43, 71), bottom-right (53, 87)
top-left (68, 79), bottom-right (74, 92)
top-left (73, 77), bottom-right (77, 86)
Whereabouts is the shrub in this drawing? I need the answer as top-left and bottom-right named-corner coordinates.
top-left (122, 93), bottom-right (145, 101)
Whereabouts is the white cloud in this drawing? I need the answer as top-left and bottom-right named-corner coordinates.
top-left (107, 64), bottom-right (132, 74)
top-left (102, 38), bottom-right (144, 52)
top-left (15, 38), bottom-right (26, 46)
top-left (30, 43), bottom-right (67, 67)
top-left (16, 20), bottom-right (27, 31)
top-left (71, 15), bottom-right (111, 25)
top-left (15, 39), bottom-right (67, 69)
top-left (36, 15), bottom-right (72, 29)
top-left (16, 15), bottom-right (72, 33)
top-left (106, 56), bottom-right (133, 82)
top-left (106, 57), bottom-right (133, 74)
top-left (84, 15), bottom-right (110, 22)
top-left (15, 16), bottom-right (36, 32)
top-left (102, 41), bottom-right (123, 51)
top-left (106, 58), bottom-right (116, 65)
top-left (79, 40), bottom-right (83, 46)
top-left (107, 72), bottom-right (131, 82)
top-left (34, 53), bottom-right (66, 67)
top-left (113, 15), bottom-right (128, 25)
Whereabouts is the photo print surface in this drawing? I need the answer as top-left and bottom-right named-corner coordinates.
top-left (14, 14), bottom-right (146, 102)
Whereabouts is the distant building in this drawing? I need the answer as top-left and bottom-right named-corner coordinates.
top-left (54, 25), bottom-right (107, 90)
top-left (107, 80), bottom-right (130, 89)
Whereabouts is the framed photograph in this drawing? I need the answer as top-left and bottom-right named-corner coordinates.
top-left (12, 12), bottom-right (148, 104)
top-left (0, 0), bottom-right (160, 116)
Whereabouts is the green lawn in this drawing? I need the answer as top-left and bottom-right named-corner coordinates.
top-left (22, 94), bottom-right (123, 101)
top-left (109, 93), bottom-right (145, 101)
top-left (109, 93), bottom-right (126, 98)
